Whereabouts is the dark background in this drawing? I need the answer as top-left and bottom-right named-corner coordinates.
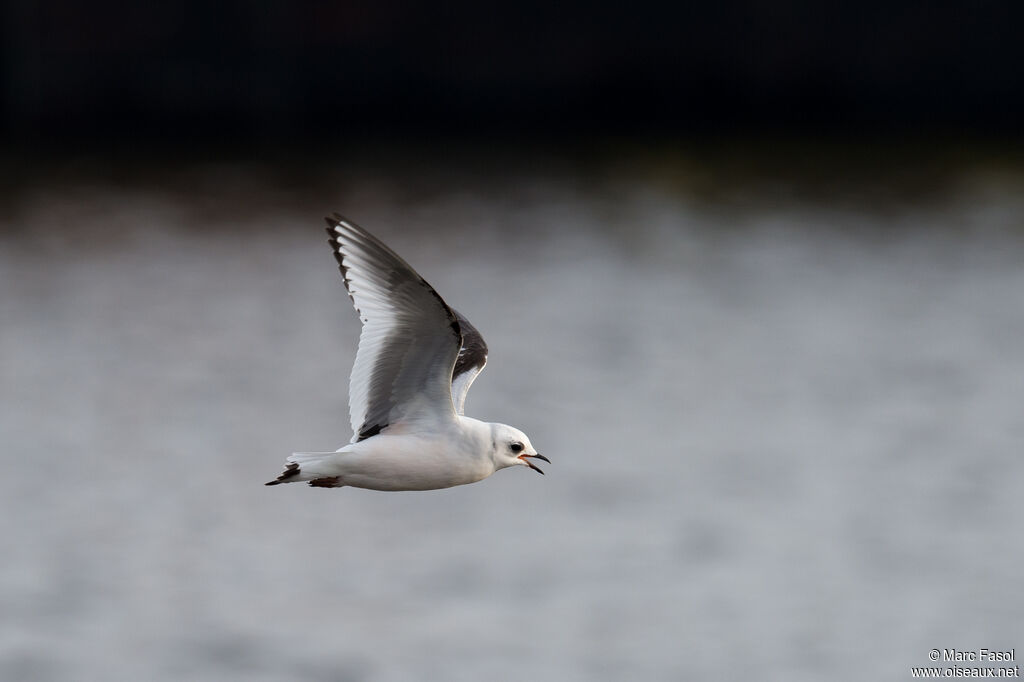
top-left (3, 0), bottom-right (1023, 150)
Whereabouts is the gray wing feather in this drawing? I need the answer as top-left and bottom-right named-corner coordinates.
top-left (325, 214), bottom-right (464, 442)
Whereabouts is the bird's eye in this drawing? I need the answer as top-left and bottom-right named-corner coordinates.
top-left (510, 442), bottom-right (524, 453)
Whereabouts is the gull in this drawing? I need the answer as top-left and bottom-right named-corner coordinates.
top-left (267, 214), bottom-right (548, 491)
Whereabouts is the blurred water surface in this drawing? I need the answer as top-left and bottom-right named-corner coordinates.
top-left (2, 150), bottom-right (1022, 681)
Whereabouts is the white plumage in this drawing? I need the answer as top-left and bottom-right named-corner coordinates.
top-left (266, 214), bottom-right (548, 491)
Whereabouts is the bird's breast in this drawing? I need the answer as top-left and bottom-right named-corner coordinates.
top-left (336, 433), bottom-right (493, 491)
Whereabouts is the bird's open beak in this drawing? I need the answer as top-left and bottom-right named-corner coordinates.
top-left (518, 453), bottom-right (550, 475)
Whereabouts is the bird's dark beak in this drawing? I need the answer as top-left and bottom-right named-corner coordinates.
top-left (518, 453), bottom-right (550, 475)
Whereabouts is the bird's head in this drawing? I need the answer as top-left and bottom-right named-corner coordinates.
top-left (490, 423), bottom-right (549, 474)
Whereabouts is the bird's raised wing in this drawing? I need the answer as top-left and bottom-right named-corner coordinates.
top-left (325, 214), bottom-right (463, 442)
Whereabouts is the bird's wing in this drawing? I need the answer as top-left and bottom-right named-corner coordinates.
top-left (450, 309), bottom-right (488, 415)
top-left (325, 214), bottom-right (464, 442)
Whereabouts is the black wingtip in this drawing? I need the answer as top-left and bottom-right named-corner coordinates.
top-left (325, 212), bottom-right (348, 228)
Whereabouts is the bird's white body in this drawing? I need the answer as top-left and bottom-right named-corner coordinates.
top-left (289, 417), bottom-right (503, 491)
top-left (266, 214), bottom-right (547, 491)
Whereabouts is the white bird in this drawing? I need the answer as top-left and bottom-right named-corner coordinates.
top-left (267, 214), bottom-right (548, 491)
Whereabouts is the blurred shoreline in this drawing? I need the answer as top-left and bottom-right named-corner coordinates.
top-left (3, 136), bottom-right (1024, 227)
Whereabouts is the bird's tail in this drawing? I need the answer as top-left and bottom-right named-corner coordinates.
top-left (265, 452), bottom-right (343, 488)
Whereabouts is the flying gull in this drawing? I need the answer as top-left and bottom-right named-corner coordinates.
top-left (267, 214), bottom-right (548, 491)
